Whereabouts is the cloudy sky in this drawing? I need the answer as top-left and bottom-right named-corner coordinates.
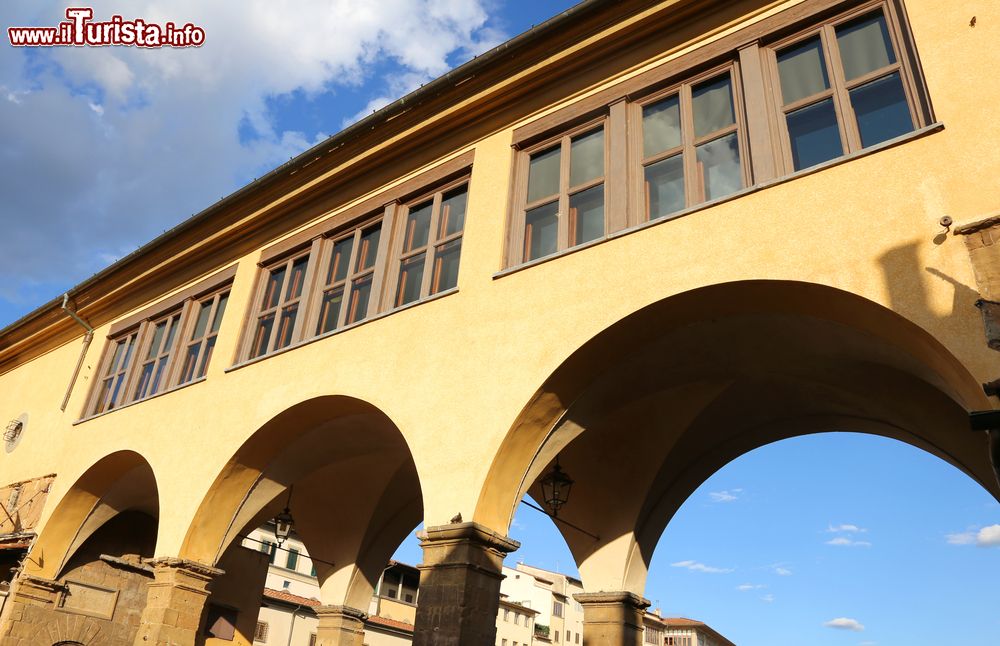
top-left (0, 0), bottom-right (565, 327)
top-left (3, 3), bottom-right (999, 645)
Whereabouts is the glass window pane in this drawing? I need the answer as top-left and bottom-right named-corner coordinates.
top-left (786, 98), bottom-right (843, 170)
top-left (327, 239), bottom-right (353, 285)
top-left (192, 300), bottom-right (212, 340)
top-left (109, 372), bottom-right (127, 409)
top-left (643, 95), bottom-right (682, 158)
top-left (404, 201), bottom-right (433, 252)
top-left (107, 341), bottom-right (125, 376)
top-left (570, 185), bottom-right (604, 245)
top-left (396, 253), bottom-right (426, 307)
top-left (149, 357), bottom-right (168, 394)
top-left (164, 314), bottom-right (181, 352)
top-left (692, 75), bottom-right (735, 139)
top-left (285, 257), bottom-right (308, 300)
top-left (527, 146), bottom-right (560, 203)
top-left (180, 342), bottom-right (201, 384)
top-left (276, 305), bottom-right (298, 349)
top-left (524, 202), bottom-right (559, 261)
top-left (440, 185), bottom-right (468, 237)
top-left (850, 72), bottom-right (913, 148)
top-left (357, 226), bottom-right (381, 272)
top-left (432, 239), bottom-right (462, 294)
top-left (251, 315), bottom-right (274, 359)
top-left (121, 335), bottom-right (136, 368)
top-left (696, 133), bottom-right (742, 202)
top-left (570, 128), bottom-right (604, 187)
top-left (146, 321), bottom-right (166, 360)
top-left (645, 155), bottom-right (685, 220)
top-left (347, 277), bottom-right (372, 324)
top-left (263, 266), bottom-right (286, 309)
top-left (210, 295), bottom-right (228, 335)
top-left (134, 363), bottom-right (153, 400)
top-left (836, 12), bottom-right (896, 81)
top-left (196, 336), bottom-right (216, 379)
top-left (316, 287), bottom-right (344, 335)
top-left (95, 379), bottom-right (113, 414)
top-left (777, 37), bottom-right (830, 105)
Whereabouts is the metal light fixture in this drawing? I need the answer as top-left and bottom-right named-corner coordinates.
top-left (273, 486), bottom-right (295, 546)
top-left (540, 456), bottom-right (573, 517)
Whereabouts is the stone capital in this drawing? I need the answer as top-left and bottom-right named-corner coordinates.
top-left (574, 591), bottom-right (651, 609)
top-left (418, 520), bottom-right (520, 554)
top-left (315, 604), bottom-right (368, 622)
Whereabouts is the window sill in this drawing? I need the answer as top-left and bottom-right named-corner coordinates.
top-left (226, 287), bottom-right (460, 374)
top-left (73, 376), bottom-right (207, 426)
top-left (494, 122), bottom-right (944, 279)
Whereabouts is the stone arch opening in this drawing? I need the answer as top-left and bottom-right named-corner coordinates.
top-left (176, 395), bottom-right (424, 643)
top-left (476, 280), bottom-right (997, 601)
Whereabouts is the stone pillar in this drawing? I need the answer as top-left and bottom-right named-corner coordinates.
top-left (412, 521), bottom-right (519, 646)
top-left (0, 574), bottom-right (66, 645)
top-left (132, 557), bottom-right (223, 646)
top-left (315, 605), bottom-right (367, 646)
top-left (575, 591), bottom-right (650, 646)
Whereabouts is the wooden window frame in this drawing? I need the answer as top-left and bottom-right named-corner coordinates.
top-left (628, 62), bottom-right (751, 227)
top-left (83, 267), bottom-right (236, 420)
top-left (508, 113), bottom-right (620, 265)
top-left (762, 0), bottom-right (929, 174)
top-left (503, 0), bottom-right (933, 269)
top-left (176, 288), bottom-right (231, 386)
top-left (386, 176), bottom-right (471, 308)
top-left (246, 248), bottom-right (319, 359)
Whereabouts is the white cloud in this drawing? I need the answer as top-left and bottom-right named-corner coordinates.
top-left (773, 566), bottom-right (792, 576)
top-left (827, 524), bottom-right (867, 533)
top-left (709, 488), bottom-right (743, 503)
top-left (0, 1), bottom-right (504, 315)
top-left (671, 560), bottom-right (733, 574)
top-left (760, 593), bottom-right (775, 603)
top-left (826, 537), bottom-right (872, 548)
top-left (737, 583), bottom-right (765, 591)
top-left (946, 525), bottom-right (1000, 547)
top-left (977, 524), bottom-right (1000, 546)
top-left (824, 618), bottom-right (864, 632)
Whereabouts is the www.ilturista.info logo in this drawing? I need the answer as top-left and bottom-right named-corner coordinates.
top-left (8, 7), bottom-right (206, 48)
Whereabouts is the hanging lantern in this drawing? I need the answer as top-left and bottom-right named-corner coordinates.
top-left (273, 487), bottom-right (295, 546)
top-left (540, 456), bottom-right (573, 517)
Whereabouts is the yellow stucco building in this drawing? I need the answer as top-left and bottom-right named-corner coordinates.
top-left (1, 0), bottom-right (999, 644)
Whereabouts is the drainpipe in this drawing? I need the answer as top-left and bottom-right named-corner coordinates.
top-left (286, 603), bottom-right (302, 646)
top-left (60, 293), bottom-right (94, 412)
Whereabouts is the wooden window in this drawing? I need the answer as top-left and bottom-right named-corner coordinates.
top-left (312, 218), bottom-right (386, 336)
top-left (514, 119), bottom-right (608, 263)
top-left (308, 634), bottom-right (317, 646)
top-left (286, 548), bottom-right (299, 570)
top-left (250, 253), bottom-right (312, 358)
top-left (767, 2), bottom-right (923, 172)
top-left (87, 273), bottom-right (234, 417)
top-left (131, 311), bottom-right (182, 402)
top-left (635, 66), bottom-right (748, 222)
top-left (254, 621), bottom-right (269, 643)
top-left (91, 332), bottom-right (138, 415)
top-left (177, 290), bottom-right (229, 385)
top-left (392, 181), bottom-right (469, 307)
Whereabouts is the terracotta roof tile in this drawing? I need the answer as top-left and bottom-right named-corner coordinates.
top-left (367, 615), bottom-right (414, 632)
top-left (262, 587), bottom-right (321, 607)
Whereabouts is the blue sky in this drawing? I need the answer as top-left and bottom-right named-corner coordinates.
top-left (3, 3), bottom-right (999, 645)
top-left (391, 433), bottom-right (1000, 646)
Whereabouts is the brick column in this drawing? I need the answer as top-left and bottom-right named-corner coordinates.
top-left (132, 557), bottom-right (223, 646)
top-left (575, 591), bottom-right (650, 646)
top-left (315, 605), bottom-right (367, 646)
top-left (412, 521), bottom-right (519, 646)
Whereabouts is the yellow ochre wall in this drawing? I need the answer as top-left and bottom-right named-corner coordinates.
top-left (0, 0), bottom-right (997, 593)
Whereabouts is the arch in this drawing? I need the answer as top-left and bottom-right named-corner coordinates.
top-left (179, 394), bottom-right (423, 609)
top-left (475, 280), bottom-right (997, 594)
top-left (23, 450), bottom-right (158, 580)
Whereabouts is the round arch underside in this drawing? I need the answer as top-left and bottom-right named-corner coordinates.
top-left (179, 395), bottom-right (424, 609)
top-left (476, 280), bottom-right (997, 594)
